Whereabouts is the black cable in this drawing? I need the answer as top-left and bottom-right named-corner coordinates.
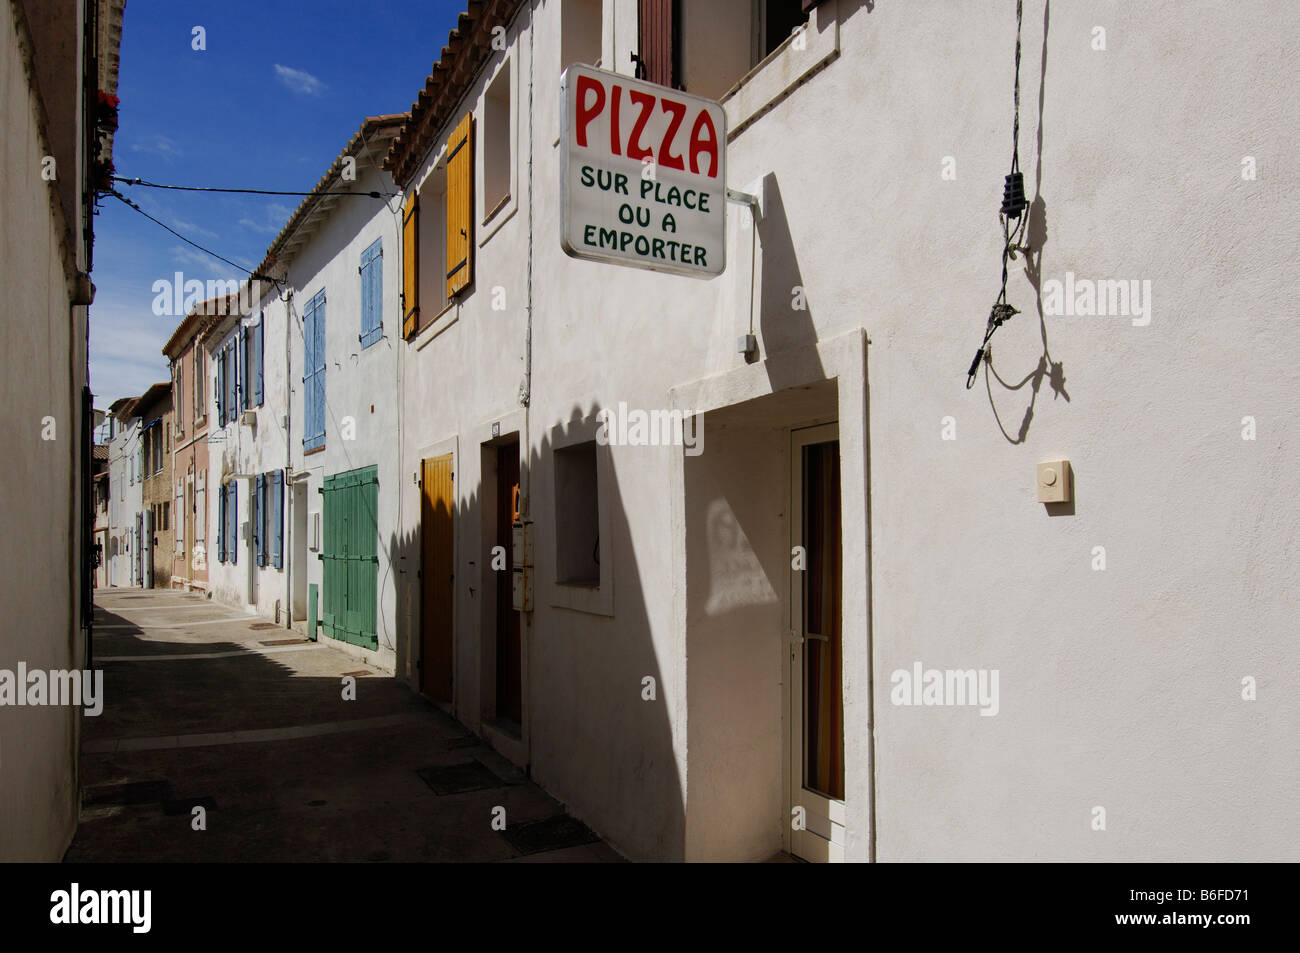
top-left (106, 189), bottom-right (273, 280)
top-left (112, 175), bottom-right (395, 199)
top-left (967, 0), bottom-right (1027, 390)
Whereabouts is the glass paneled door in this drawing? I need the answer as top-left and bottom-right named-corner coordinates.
top-left (789, 424), bottom-right (845, 861)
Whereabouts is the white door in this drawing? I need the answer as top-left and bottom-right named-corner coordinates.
top-left (788, 423), bottom-right (845, 862)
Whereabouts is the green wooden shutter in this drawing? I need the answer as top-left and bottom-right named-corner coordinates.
top-left (319, 465), bottom-right (379, 649)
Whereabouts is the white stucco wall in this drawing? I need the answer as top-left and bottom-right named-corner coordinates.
top-left (0, 0), bottom-right (88, 861)
top-left (205, 287), bottom-right (294, 621)
top-left (106, 417), bottom-right (142, 587)
top-left (284, 162), bottom-right (403, 672)
top-left (391, 0), bottom-right (1300, 862)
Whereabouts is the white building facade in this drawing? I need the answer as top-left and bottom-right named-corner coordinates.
top-left (106, 404), bottom-right (143, 588)
top-left (380, 0), bottom-right (1300, 863)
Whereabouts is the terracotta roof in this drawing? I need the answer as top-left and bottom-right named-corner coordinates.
top-left (385, 0), bottom-right (524, 186)
top-left (93, 444), bottom-right (109, 461)
top-left (256, 114), bottom-right (408, 277)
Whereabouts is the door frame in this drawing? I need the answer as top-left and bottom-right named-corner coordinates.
top-left (787, 421), bottom-right (846, 862)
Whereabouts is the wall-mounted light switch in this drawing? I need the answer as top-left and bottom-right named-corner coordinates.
top-left (1037, 459), bottom-right (1072, 504)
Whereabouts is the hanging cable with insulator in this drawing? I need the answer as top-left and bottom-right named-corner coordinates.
top-left (966, 0), bottom-right (1029, 389)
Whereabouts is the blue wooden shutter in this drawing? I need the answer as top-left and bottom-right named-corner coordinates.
top-left (229, 482), bottom-right (238, 565)
top-left (255, 474), bottom-right (265, 566)
top-left (302, 291), bottom-right (327, 450)
top-left (272, 470), bottom-right (284, 569)
top-left (302, 300), bottom-right (314, 448)
top-left (237, 326), bottom-right (248, 411)
top-left (360, 239), bottom-right (383, 348)
top-left (217, 481), bottom-right (227, 562)
top-left (315, 293), bottom-right (326, 444)
top-left (254, 315), bottom-right (265, 406)
top-left (217, 345), bottom-right (226, 426)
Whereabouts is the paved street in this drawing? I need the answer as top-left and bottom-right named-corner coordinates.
top-left (68, 588), bottom-right (621, 863)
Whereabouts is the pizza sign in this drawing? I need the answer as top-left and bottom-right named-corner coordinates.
top-left (560, 64), bottom-right (727, 278)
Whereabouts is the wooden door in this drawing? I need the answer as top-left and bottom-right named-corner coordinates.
top-left (421, 454), bottom-right (455, 702)
top-left (495, 442), bottom-right (522, 725)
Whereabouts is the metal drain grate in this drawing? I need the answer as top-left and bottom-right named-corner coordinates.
top-left (258, 637), bottom-right (309, 645)
top-left (502, 814), bottom-right (600, 855)
top-left (415, 761), bottom-right (504, 796)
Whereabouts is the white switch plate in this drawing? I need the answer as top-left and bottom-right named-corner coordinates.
top-left (1037, 460), bottom-right (1072, 504)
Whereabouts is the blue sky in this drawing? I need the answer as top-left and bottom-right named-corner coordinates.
top-left (90, 0), bottom-right (465, 412)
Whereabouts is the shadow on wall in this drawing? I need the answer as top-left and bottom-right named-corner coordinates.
top-left (757, 173), bottom-right (828, 390)
top-left (385, 403), bottom-right (687, 860)
top-left (985, 0), bottom-right (1070, 444)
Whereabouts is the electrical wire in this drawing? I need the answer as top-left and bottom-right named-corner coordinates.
top-left (966, 0), bottom-right (1029, 390)
top-left (106, 188), bottom-right (268, 279)
top-left (112, 175), bottom-right (396, 199)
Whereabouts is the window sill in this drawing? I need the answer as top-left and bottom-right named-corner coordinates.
top-left (414, 300), bottom-right (457, 351)
top-left (483, 193), bottom-right (510, 226)
top-left (721, 4), bottom-right (840, 139)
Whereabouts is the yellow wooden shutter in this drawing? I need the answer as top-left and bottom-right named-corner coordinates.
top-left (402, 193), bottom-right (420, 338)
top-left (445, 111), bottom-right (474, 299)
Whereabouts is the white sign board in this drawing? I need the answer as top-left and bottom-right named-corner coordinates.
top-left (560, 64), bottom-right (727, 279)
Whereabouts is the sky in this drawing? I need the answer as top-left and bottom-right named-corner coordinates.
top-left (90, 0), bottom-right (466, 412)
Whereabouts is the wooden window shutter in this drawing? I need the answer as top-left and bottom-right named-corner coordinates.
top-left (638, 0), bottom-right (678, 88)
top-left (401, 193), bottom-right (419, 338)
top-left (445, 111), bottom-right (474, 299)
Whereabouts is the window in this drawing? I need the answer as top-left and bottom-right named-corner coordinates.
top-left (195, 472), bottom-right (206, 545)
top-left (244, 316), bottom-right (264, 407)
top-left (174, 363), bottom-right (184, 436)
top-left (254, 474), bottom-right (265, 566)
top-left (224, 482), bottom-right (238, 564)
top-left (302, 290), bottom-right (327, 451)
top-left (359, 239), bottom-right (383, 348)
top-left (162, 501), bottom-right (170, 532)
top-left (406, 165), bottom-right (449, 339)
top-left (562, 0), bottom-right (603, 71)
top-left (270, 470), bottom-right (284, 570)
top-left (217, 335), bottom-right (238, 427)
top-left (194, 348), bottom-right (205, 424)
top-left (238, 325), bottom-right (249, 411)
top-left (554, 440), bottom-right (600, 587)
top-left (651, 0), bottom-right (810, 101)
top-left (176, 485), bottom-right (185, 552)
top-left (483, 60), bottom-right (512, 219)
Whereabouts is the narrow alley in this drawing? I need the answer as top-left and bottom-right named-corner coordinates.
top-left (70, 589), bottom-right (620, 863)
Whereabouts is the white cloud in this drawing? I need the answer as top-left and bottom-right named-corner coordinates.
top-left (129, 134), bottom-right (181, 157)
top-left (239, 202), bottom-right (292, 236)
top-left (274, 64), bottom-right (326, 96)
top-left (172, 218), bottom-right (219, 240)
